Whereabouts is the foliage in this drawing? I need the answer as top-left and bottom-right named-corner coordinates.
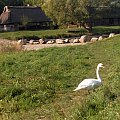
top-left (0, 34), bottom-right (120, 119)
top-left (1, 0), bottom-right (119, 29)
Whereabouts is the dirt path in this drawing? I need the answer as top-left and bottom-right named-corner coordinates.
top-left (0, 38), bottom-right (88, 51)
top-left (23, 42), bottom-right (88, 51)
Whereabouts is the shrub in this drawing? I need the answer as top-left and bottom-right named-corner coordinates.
top-left (0, 41), bottom-right (23, 53)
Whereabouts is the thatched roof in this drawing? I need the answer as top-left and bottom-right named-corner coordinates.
top-left (0, 6), bottom-right (51, 24)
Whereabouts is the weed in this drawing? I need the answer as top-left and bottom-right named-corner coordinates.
top-left (0, 41), bottom-right (23, 53)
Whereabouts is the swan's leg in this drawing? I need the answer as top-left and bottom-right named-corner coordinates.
top-left (88, 90), bottom-right (95, 94)
top-left (88, 90), bottom-right (91, 94)
top-left (93, 89), bottom-right (96, 92)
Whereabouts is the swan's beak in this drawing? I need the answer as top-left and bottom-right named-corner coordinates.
top-left (102, 65), bottom-right (104, 68)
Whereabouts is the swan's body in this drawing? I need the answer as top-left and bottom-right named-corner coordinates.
top-left (73, 63), bottom-right (104, 91)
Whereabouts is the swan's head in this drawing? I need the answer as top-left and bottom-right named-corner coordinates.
top-left (98, 63), bottom-right (104, 68)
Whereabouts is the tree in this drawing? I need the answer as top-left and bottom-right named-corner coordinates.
top-left (63, 0), bottom-right (93, 32)
top-left (43, 0), bottom-right (67, 26)
top-left (43, 0), bottom-right (95, 32)
top-left (1, 0), bottom-right (119, 32)
top-left (23, 0), bottom-right (45, 6)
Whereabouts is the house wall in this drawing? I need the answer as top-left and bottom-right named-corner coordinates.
top-left (0, 24), bottom-right (18, 31)
top-left (93, 18), bottom-right (120, 26)
top-left (0, 25), bottom-right (4, 31)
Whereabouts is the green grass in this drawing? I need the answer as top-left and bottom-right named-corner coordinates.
top-left (0, 28), bottom-right (86, 40)
top-left (0, 26), bottom-right (120, 40)
top-left (0, 35), bottom-right (120, 120)
top-left (92, 26), bottom-right (120, 35)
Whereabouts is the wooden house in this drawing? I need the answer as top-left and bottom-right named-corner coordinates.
top-left (90, 7), bottom-right (120, 26)
top-left (0, 6), bottom-right (52, 31)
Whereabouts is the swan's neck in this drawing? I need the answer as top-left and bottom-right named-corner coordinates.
top-left (96, 66), bottom-right (101, 81)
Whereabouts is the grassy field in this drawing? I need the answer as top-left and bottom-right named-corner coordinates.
top-left (0, 28), bottom-right (86, 40)
top-left (0, 35), bottom-right (120, 120)
top-left (0, 26), bottom-right (120, 40)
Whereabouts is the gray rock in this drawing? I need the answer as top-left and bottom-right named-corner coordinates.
top-left (46, 40), bottom-right (54, 44)
top-left (109, 33), bottom-right (115, 38)
top-left (79, 35), bottom-right (91, 43)
top-left (73, 38), bottom-right (79, 43)
top-left (91, 37), bottom-right (98, 42)
top-left (56, 39), bottom-right (64, 44)
top-left (29, 40), bottom-right (34, 44)
top-left (98, 36), bottom-right (103, 40)
top-left (64, 38), bottom-right (69, 43)
top-left (39, 39), bottom-right (45, 44)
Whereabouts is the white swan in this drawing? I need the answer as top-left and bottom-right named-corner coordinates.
top-left (73, 63), bottom-right (104, 91)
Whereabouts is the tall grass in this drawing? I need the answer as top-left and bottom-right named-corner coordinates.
top-left (0, 35), bottom-right (120, 120)
top-left (0, 41), bottom-right (23, 53)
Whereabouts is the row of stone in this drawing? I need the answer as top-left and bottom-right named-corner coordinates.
top-left (17, 33), bottom-right (115, 45)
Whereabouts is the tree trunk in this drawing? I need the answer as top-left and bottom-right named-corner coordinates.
top-left (81, 22), bottom-right (92, 33)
